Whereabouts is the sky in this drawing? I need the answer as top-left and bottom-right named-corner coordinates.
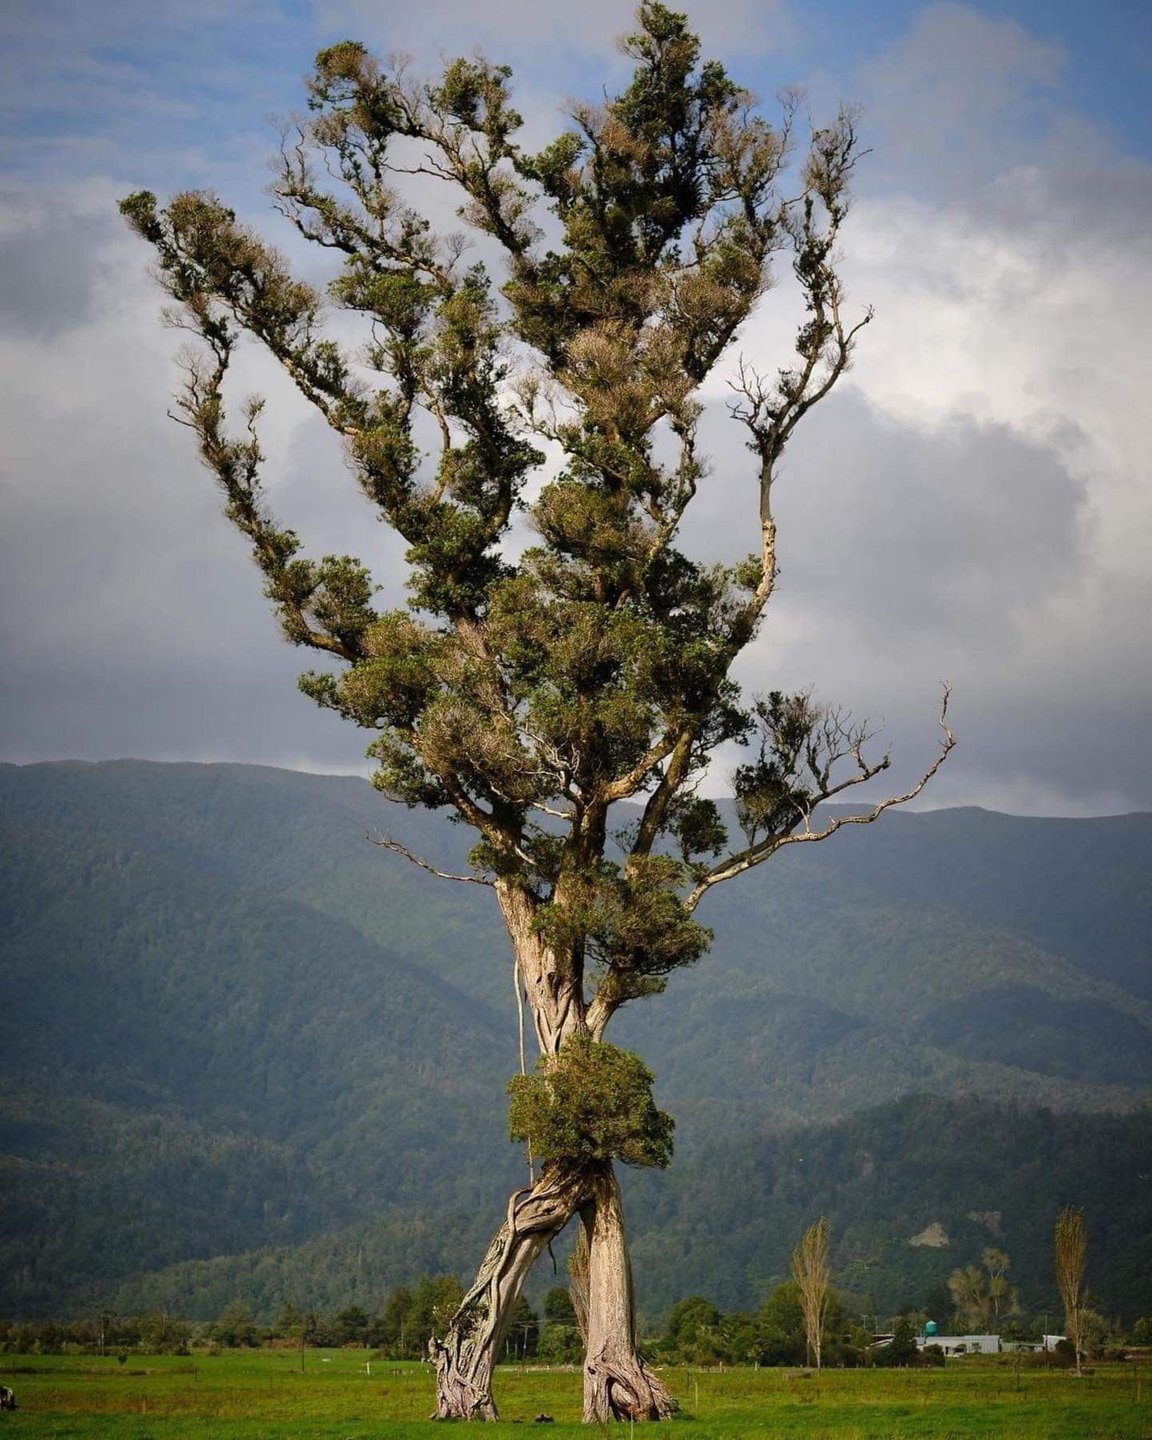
top-left (1, 0), bottom-right (1150, 816)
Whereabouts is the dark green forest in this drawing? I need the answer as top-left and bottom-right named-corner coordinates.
top-left (1, 761), bottom-right (1149, 1325)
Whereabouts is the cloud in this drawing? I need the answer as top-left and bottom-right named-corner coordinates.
top-left (315, 0), bottom-right (793, 66)
top-left (854, 2), bottom-right (1064, 194)
top-left (0, 175), bottom-right (401, 773)
top-left (688, 2), bottom-right (1152, 813)
top-left (0, 189), bottom-right (112, 339)
top-left (0, 1), bottom-right (1148, 815)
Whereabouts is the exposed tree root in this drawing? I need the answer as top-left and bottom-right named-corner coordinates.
top-left (584, 1350), bottom-right (676, 1423)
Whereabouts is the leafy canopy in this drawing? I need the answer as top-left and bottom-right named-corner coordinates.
top-left (120, 4), bottom-right (948, 1056)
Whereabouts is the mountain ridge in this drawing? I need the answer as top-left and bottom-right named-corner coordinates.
top-left (1, 759), bottom-right (1148, 1320)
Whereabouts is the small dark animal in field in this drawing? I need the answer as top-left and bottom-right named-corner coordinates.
top-left (533, 1415), bottom-right (554, 1424)
top-left (0, 1384), bottom-right (16, 1410)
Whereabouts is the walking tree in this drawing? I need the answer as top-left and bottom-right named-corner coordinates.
top-left (121, 3), bottom-right (951, 1420)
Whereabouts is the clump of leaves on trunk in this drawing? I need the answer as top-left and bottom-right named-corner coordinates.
top-left (508, 1035), bottom-right (674, 1169)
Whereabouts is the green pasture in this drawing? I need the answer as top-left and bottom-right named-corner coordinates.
top-left (1, 1350), bottom-right (1149, 1439)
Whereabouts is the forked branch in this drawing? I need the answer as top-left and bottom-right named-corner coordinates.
top-left (685, 687), bottom-right (954, 911)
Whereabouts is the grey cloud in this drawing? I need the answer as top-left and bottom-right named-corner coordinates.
top-left (0, 196), bottom-right (411, 772)
top-left (0, 193), bottom-right (114, 339)
top-left (0, 647), bottom-right (370, 773)
top-left (851, 3), bottom-right (1064, 198)
top-left (685, 390), bottom-right (1087, 638)
top-left (768, 393), bottom-right (1087, 638)
top-left (678, 387), bottom-right (1152, 814)
top-left (2, 1), bottom-right (1149, 819)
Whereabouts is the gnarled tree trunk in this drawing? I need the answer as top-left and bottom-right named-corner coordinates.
top-left (431, 1161), bottom-right (589, 1418)
top-left (431, 896), bottom-right (589, 1419)
top-left (582, 1163), bottom-right (676, 1423)
top-left (436, 900), bottom-right (675, 1422)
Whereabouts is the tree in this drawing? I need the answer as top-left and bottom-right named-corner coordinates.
top-left (120, 2), bottom-right (951, 1421)
top-left (539, 1286), bottom-right (583, 1363)
top-left (377, 1285), bottom-right (416, 1358)
top-left (874, 1314), bottom-right (918, 1368)
top-left (333, 1304), bottom-right (372, 1346)
top-left (1054, 1206), bottom-right (1088, 1377)
top-left (791, 1216), bottom-right (832, 1369)
top-left (664, 1295), bottom-right (723, 1364)
top-left (503, 1296), bottom-right (540, 1359)
top-left (136, 1311), bottom-right (192, 1355)
top-left (544, 1287), bottom-right (577, 1326)
top-left (947, 1247), bottom-right (1019, 1332)
top-left (754, 1282), bottom-right (806, 1367)
top-left (274, 1300), bottom-right (304, 1341)
top-left (209, 1299), bottom-right (260, 1348)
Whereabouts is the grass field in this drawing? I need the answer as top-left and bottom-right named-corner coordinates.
top-left (1, 1350), bottom-right (1149, 1439)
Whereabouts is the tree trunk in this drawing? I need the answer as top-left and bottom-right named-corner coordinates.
top-left (435, 902), bottom-right (670, 1422)
top-left (431, 1162), bottom-right (589, 1419)
top-left (581, 1164), bottom-right (676, 1423)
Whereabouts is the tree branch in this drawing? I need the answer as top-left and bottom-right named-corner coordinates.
top-left (686, 687), bottom-right (954, 911)
top-left (368, 830), bottom-right (494, 886)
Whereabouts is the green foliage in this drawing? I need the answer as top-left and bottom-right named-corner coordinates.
top-left (874, 1314), bottom-right (919, 1367)
top-left (504, 1296), bottom-right (540, 1360)
top-left (118, 5), bottom-right (888, 1080)
top-left (664, 1295), bottom-right (724, 1364)
top-left (536, 1320), bottom-right (583, 1364)
top-left (754, 1281), bottom-right (807, 1366)
top-left (507, 1036), bottom-right (673, 1169)
top-left (208, 1301), bottom-right (261, 1349)
top-left (537, 1288), bottom-right (581, 1363)
top-left (733, 691), bottom-right (855, 844)
top-left (533, 854), bottom-right (711, 1004)
top-left (370, 1275), bottom-right (466, 1358)
top-left (543, 1287), bottom-right (576, 1325)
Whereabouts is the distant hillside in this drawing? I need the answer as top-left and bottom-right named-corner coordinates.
top-left (626, 1094), bottom-right (1152, 1323)
top-left (1, 760), bottom-right (1149, 1319)
top-left (101, 1096), bottom-right (1152, 1329)
top-left (0, 764), bottom-right (516, 1314)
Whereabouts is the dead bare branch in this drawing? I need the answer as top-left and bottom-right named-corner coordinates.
top-left (367, 830), bottom-right (493, 885)
top-left (686, 687), bottom-right (954, 911)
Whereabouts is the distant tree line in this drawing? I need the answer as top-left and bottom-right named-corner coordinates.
top-left (4, 1282), bottom-right (1148, 1365)
top-left (0, 1201), bottom-right (1138, 1368)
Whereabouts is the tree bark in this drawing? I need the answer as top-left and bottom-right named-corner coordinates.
top-left (434, 906), bottom-right (673, 1422)
top-left (581, 1164), bottom-right (676, 1423)
top-left (431, 1162), bottom-right (590, 1419)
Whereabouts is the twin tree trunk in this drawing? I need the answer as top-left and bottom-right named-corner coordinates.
top-left (432, 908), bottom-right (675, 1421)
top-left (432, 1162), bottom-right (674, 1422)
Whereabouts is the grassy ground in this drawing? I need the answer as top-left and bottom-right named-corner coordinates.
top-left (1, 1350), bottom-right (1149, 1439)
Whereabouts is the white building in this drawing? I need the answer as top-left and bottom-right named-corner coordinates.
top-left (916, 1334), bottom-right (1002, 1356)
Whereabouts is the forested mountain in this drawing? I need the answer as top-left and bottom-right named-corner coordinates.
top-left (1, 761), bottom-right (1149, 1322)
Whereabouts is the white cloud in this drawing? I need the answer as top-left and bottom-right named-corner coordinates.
top-left (692, 4), bottom-right (1152, 814)
top-left (315, 0), bottom-right (793, 65)
top-left (1, 1), bottom-right (1148, 814)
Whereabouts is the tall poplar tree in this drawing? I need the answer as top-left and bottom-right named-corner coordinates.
top-left (1054, 1206), bottom-right (1088, 1376)
top-left (121, 4), bottom-right (951, 1420)
top-left (791, 1216), bottom-right (832, 1370)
